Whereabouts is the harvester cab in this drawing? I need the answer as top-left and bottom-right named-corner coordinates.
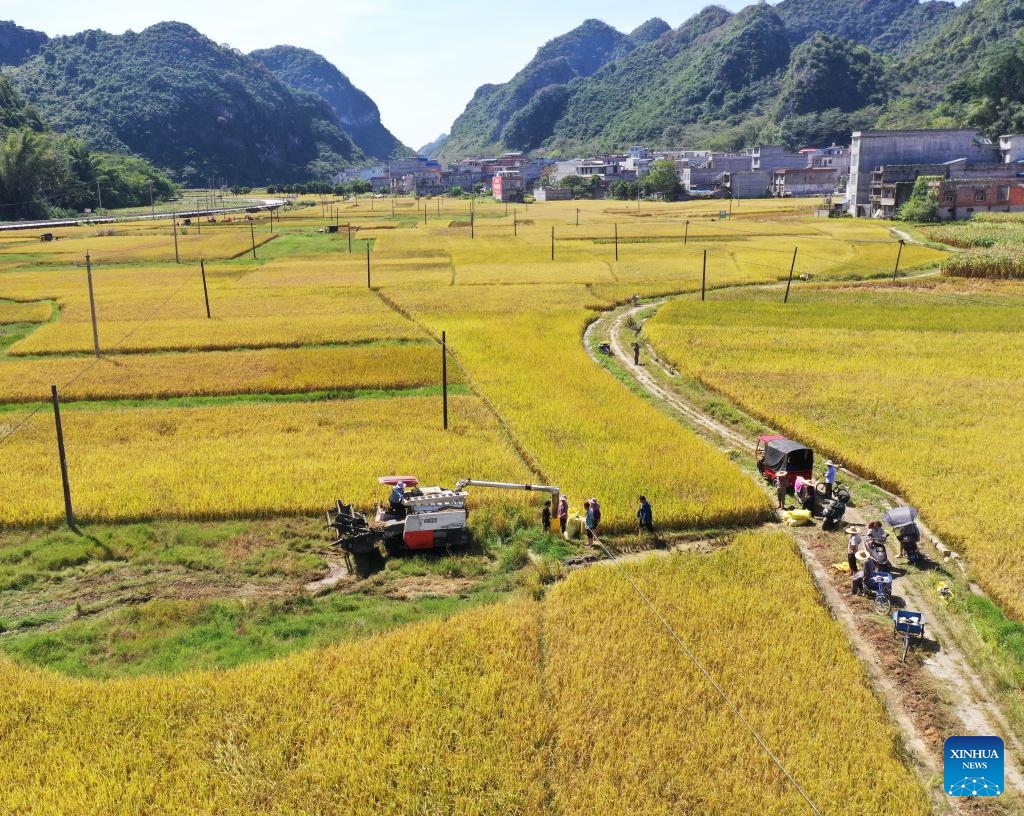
top-left (372, 476), bottom-right (470, 552)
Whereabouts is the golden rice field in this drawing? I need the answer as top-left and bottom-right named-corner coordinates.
top-left (0, 299), bottom-right (51, 323)
top-left (0, 343), bottom-right (453, 402)
top-left (0, 395), bottom-right (529, 524)
top-left (389, 284), bottom-right (772, 530)
top-left (0, 198), bottom-right (941, 531)
top-left (645, 279), bottom-right (1024, 620)
top-left (0, 532), bottom-right (928, 815)
top-left (0, 223), bottom-right (278, 264)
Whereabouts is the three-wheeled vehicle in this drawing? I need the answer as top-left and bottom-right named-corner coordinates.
top-left (756, 435), bottom-right (814, 489)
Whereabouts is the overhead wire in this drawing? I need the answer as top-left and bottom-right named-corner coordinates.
top-left (0, 263), bottom-right (199, 447)
top-left (589, 532), bottom-right (825, 816)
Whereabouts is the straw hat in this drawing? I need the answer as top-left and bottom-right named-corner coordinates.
top-left (845, 525), bottom-right (861, 534)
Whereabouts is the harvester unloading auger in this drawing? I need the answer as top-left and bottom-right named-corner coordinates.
top-left (327, 476), bottom-right (560, 574)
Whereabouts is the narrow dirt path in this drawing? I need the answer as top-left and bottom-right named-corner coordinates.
top-left (586, 298), bottom-right (1023, 806)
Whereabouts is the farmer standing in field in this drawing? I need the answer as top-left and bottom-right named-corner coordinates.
top-left (584, 500), bottom-right (596, 544)
top-left (557, 495), bottom-right (569, 534)
top-left (632, 340), bottom-right (641, 365)
top-left (637, 495), bottom-right (653, 532)
top-left (541, 500), bottom-right (551, 531)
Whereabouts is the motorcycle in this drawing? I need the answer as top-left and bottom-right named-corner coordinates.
top-left (820, 493), bottom-right (849, 531)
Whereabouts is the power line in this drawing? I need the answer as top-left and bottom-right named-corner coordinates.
top-left (0, 265), bottom-right (197, 447)
top-left (589, 534), bottom-right (825, 816)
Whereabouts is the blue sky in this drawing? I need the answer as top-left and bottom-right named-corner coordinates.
top-left (4, 0), bottom-right (756, 149)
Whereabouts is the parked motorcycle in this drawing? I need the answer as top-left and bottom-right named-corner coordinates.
top-left (820, 494), bottom-right (849, 531)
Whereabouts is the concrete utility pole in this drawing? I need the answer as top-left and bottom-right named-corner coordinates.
top-left (893, 239), bottom-right (905, 281)
top-left (51, 385), bottom-right (78, 533)
top-left (441, 330), bottom-right (449, 431)
top-left (85, 252), bottom-right (100, 357)
top-left (784, 247), bottom-right (798, 304)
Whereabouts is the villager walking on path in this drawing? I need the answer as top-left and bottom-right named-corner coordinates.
top-left (637, 495), bottom-right (653, 532)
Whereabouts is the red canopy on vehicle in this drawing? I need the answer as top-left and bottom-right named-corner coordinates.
top-left (378, 476), bottom-right (419, 486)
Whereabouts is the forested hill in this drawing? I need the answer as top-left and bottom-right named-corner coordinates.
top-left (250, 45), bottom-right (410, 161)
top-left (3, 22), bottom-right (366, 185)
top-left (0, 21), bottom-right (48, 67)
top-left (440, 17), bottom-right (671, 159)
top-left (441, 0), bottom-right (1024, 159)
top-left (0, 67), bottom-right (177, 220)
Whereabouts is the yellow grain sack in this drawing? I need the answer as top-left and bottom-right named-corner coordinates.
top-left (784, 509), bottom-right (813, 527)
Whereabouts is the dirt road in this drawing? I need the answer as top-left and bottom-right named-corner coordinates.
top-left (586, 298), bottom-right (1023, 808)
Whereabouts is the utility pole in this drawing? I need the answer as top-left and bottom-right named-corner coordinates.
top-left (614, 223), bottom-right (619, 262)
top-left (576, 208), bottom-right (580, 227)
top-left (50, 385), bottom-right (77, 533)
top-left (893, 239), bottom-right (905, 281)
top-left (200, 260), bottom-right (211, 319)
top-left (366, 243), bottom-right (372, 288)
top-left (172, 212), bottom-right (180, 264)
top-left (701, 249), bottom-right (707, 302)
top-left (551, 226), bottom-right (555, 261)
top-left (784, 247), bottom-right (798, 304)
top-left (348, 222), bottom-right (353, 254)
top-left (148, 179), bottom-right (155, 220)
top-left (250, 220), bottom-right (257, 260)
top-left (96, 182), bottom-right (103, 212)
top-left (85, 252), bottom-right (100, 357)
top-left (441, 330), bottom-right (449, 431)
top-left (684, 220), bottom-right (690, 245)
top-left (513, 210), bottom-right (517, 237)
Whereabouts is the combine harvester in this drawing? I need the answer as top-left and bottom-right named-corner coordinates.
top-left (328, 476), bottom-right (560, 574)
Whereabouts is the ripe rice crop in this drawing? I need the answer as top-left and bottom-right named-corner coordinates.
top-left (0, 600), bottom-right (551, 815)
top-left (0, 395), bottom-right (530, 525)
top-left (0, 227), bottom-right (277, 264)
top-left (645, 283), bottom-right (1024, 620)
top-left (11, 313), bottom-right (427, 355)
top-left (0, 533), bottom-right (927, 814)
top-left (0, 343), bottom-right (453, 403)
top-left (0, 299), bottom-right (51, 324)
top-left (544, 531), bottom-right (929, 815)
top-left (386, 284), bottom-right (773, 530)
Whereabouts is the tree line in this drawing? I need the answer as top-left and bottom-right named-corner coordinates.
top-left (0, 128), bottom-right (177, 221)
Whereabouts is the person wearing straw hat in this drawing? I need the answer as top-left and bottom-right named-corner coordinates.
top-left (846, 526), bottom-right (863, 574)
top-left (389, 481), bottom-right (406, 513)
top-left (824, 460), bottom-right (838, 499)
